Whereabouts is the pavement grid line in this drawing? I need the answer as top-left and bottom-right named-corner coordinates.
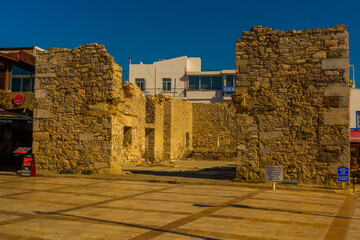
top-left (129, 189), bottom-right (265, 240)
top-left (324, 195), bottom-right (357, 240)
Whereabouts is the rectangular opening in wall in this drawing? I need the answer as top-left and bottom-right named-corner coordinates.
top-left (123, 126), bottom-right (132, 147)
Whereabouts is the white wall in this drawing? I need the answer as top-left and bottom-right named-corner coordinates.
top-left (129, 56), bottom-right (201, 97)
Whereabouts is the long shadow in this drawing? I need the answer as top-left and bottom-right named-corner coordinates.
top-left (34, 211), bottom-right (218, 240)
top-left (229, 204), bottom-right (360, 221)
top-left (124, 166), bottom-right (237, 180)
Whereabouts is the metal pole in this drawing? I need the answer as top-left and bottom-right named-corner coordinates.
top-left (128, 57), bottom-right (132, 83)
top-left (272, 181), bottom-right (276, 191)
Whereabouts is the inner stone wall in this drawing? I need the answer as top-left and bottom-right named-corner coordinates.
top-left (163, 97), bottom-right (193, 159)
top-left (192, 103), bottom-right (237, 160)
top-left (233, 25), bottom-right (350, 185)
top-left (33, 44), bottom-right (145, 173)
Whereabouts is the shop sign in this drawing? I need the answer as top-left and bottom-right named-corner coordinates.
top-left (13, 93), bottom-right (25, 105)
top-left (222, 86), bottom-right (236, 93)
top-left (21, 154), bottom-right (34, 177)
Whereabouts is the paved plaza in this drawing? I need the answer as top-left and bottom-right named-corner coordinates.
top-left (0, 174), bottom-right (359, 240)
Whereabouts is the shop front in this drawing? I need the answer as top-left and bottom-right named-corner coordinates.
top-left (0, 111), bottom-right (32, 171)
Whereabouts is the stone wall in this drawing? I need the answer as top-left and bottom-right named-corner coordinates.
top-left (233, 25), bottom-right (350, 185)
top-left (192, 103), bottom-right (237, 160)
top-left (163, 97), bottom-right (193, 159)
top-left (33, 44), bottom-right (145, 173)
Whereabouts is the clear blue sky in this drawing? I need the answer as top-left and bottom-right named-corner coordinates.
top-left (1, 0), bottom-right (359, 85)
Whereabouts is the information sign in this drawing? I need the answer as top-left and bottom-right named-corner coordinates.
top-left (21, 154), bottom-right (34, 177)
top-left (337, 167), bottom-right (349, 183)
top-left (265, 166), bottom-right (283, 182)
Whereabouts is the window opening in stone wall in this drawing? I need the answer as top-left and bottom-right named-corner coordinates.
top-left (185, 132), bottom-right (190, 146)
top-left (217, 134), bottom-right (227, 148)
top-left (135, 78), bottom-right (145, 91)
top-left (145, 128), bottom-right (155, 162)
top-left (357, 111), bottom-right (360, 129)
top-left (11, 65), bottom-right (34, 92)
top-left (162, 78), bottom-right (171, 91)
top-left (123, 126), bottom-right (132, 147)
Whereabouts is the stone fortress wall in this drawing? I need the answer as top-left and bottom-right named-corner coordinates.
top-left (233, 25), bottom-right (350, 185)
top-left (32, 25), bottom-right (351, 185)
top-left (33, 44), bottom-right (145, 174)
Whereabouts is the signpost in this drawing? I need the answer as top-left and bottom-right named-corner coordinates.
top-left (337, 166), bottom-right (349, 189)
top-left (265, 166), bottom-right (283, 190)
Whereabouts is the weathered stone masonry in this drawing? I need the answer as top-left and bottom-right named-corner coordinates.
top-left (233, 25), bottom-right (350, 185)
top-left (33, 44), bottom-right (145, 173)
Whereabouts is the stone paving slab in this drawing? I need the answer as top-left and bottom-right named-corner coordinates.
top-left (0, 174), bottom-right (358, 239)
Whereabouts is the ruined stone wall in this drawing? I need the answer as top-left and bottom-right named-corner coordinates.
top-left (145, 95), bottom-right (170, 161)
top-left (234, 25), bottom-right (350, 185)
top-left (33, 44), bottom-right (145, 173)
top-left (192, 103), bottom-right (237, 160)
top-left (162, 98), bottom-right (193, 159)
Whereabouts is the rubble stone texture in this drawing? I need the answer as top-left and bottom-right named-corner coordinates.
top-left (33, 44), bottom-right (145, 173)
top-left (192, 103), bottom-right (237, 160)
top-left (233, 25), bottom-right (350, 185)
top-left (145, 94), bottom-right (193, 161)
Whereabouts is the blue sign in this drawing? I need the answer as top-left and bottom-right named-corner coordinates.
top-left (337, 167), bottom-right (349, 182)
top-left (222, 86), bottom-right (236, 93)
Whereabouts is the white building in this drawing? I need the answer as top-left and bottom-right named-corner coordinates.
top-left (129, 56), bottom-right (236, 103)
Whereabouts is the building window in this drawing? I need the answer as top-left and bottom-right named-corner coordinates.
top-left (212, 76), bottom-right (223, 90)
top-left (162, 78), bottom-right (171, 91)
top-left (201, 76), bottom-right (211, 89)
top-left (226, 75), bottom-right (235, 86)
top-left (188, 75), bottom-right (223, 90)
top-left (189, 76), bottom-right (199, 90)
top-left (135, 78), bottom-right (145, 91)
top-left (11, 65), bottom-right (34, 92)
top-left (357, 111), bottom-right (360, 129)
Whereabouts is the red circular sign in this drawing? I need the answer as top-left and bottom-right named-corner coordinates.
top-left (14, 93), bottom-right (25, 105)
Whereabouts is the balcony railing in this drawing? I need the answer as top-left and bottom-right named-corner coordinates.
top-left (141, 88), bottom-right (186, 98)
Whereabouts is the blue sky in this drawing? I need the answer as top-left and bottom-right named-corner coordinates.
top-left (1, 0), bottom-right (359, 85)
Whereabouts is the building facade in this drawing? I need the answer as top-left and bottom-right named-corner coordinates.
top-left (129, 56), bottom-right (236, 103)
top-left (0, 47), bottom-right (44, 171)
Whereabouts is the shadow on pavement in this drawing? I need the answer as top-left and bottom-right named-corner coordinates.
top-left (125, 166), bottom-right (237, 180)
top-left (230, 204), bottom-right (360, 221)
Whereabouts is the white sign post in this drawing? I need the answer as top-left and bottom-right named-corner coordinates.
top-left (265, 166), bottom-right (283, 190)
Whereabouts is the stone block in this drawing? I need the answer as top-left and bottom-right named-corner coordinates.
top-left (79, 133), bottom-right (94, 141)
top-left (259, 131), bottom-right (283, 140)
top-left (34, 109), bottom-right (49, 119)
top-left (35, 89), bottom-right (47, 99)
top-left (324, 108), bottom-right (349, 125)
top-left (33, 132), bottom-right (49, 141)
top-left (321, 58), bottom-right (348, 70)
top-left (313, 51), bottom-right (326, 59)
top-left (324, 83), bottom-right (349, 97)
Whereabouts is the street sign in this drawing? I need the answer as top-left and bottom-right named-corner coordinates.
top-left (337, 167), bottom-right (349, 183)
top-left (265, 166), bottom-right (283, 182)
top-left (222, 86), bottom-right (236, 93)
